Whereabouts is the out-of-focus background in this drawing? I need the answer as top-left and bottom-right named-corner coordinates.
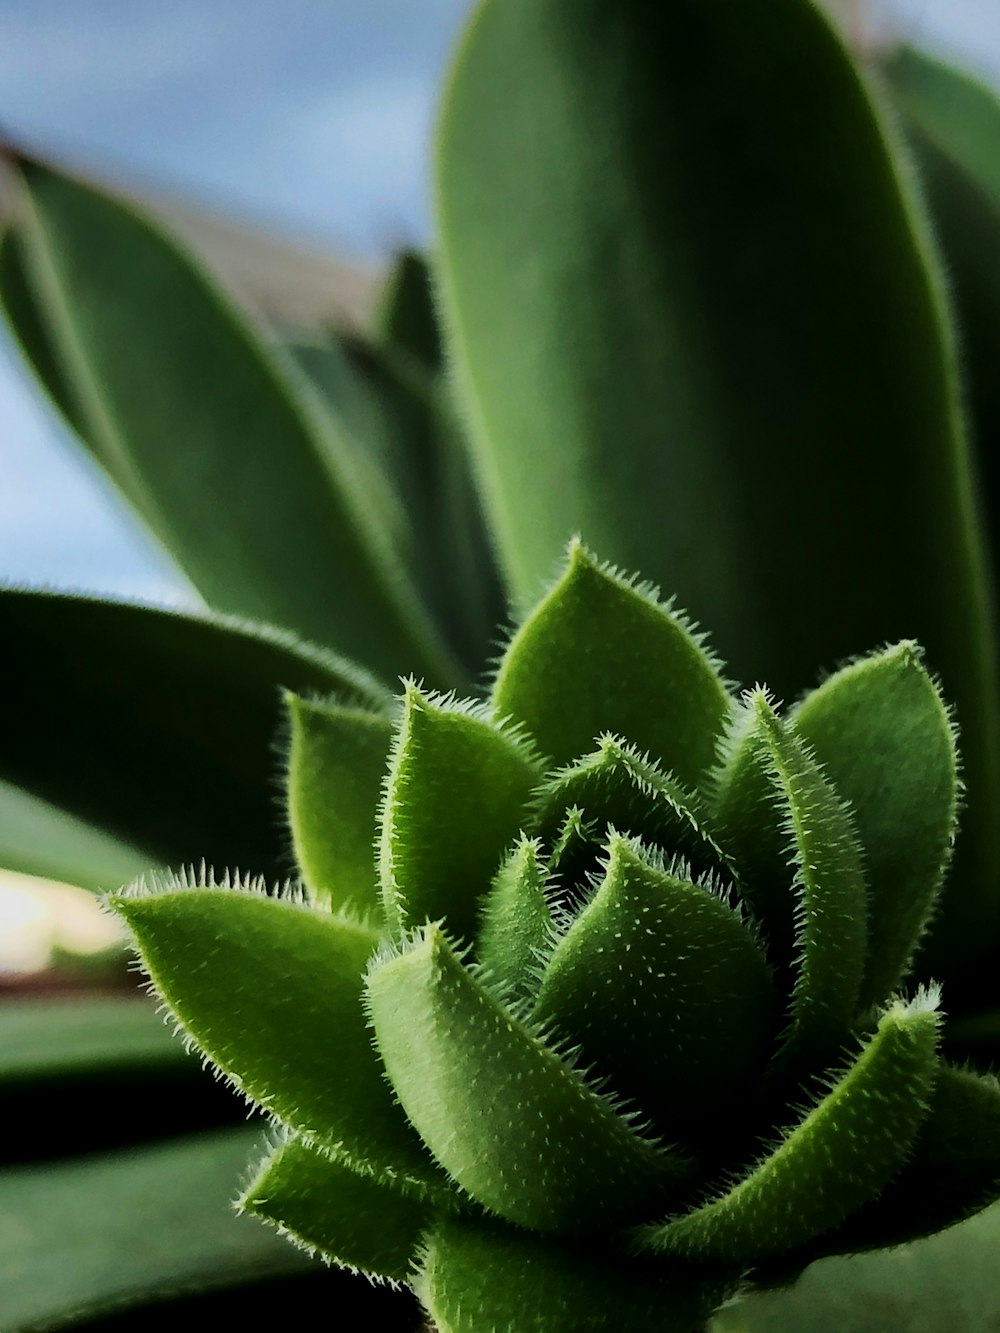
top-left (0, 0), bottom-right (999, 970)
top-left (2, 0), bottom-right (1000, 609)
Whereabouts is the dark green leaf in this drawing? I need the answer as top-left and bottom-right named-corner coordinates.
top-left (375, 248), bottom-right (444, 373)
top-left (0, 1128), bottom-right (311, 1332)
top-left (284, 693), bottom-right (392, 921)
top-left (533, 834), bottom-right (774, 1140)
top-left (5, 154), bottom-right (458, 684)
top-left (368, 924), bottom-right (690, 1234)
top-left (0, 590), bottom-right (382, 878)
top-left (634, 995), bottom-right (940, 1264)
top-left (492, 541), bottom-right (731, 786)
top-left (438, 0), bottom-right (1000, 962)
top-left (110, 885), bottom-right (440, 1189)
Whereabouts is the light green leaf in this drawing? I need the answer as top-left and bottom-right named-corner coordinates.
top-left (634, 994), bottom-right (940, 1265)
top-left (492, 541), bottom-right (731, 786)
top-left (0, 589), bottom-right (384, 879)
top-left (0, 1127), bottom-right (311, 1332)
top-left (793, 643), bottom-right (958, 1005)
top-left (110, 885), bottom-right (439, 1188)
top-left (477, 835), bottom-right (554, 1006)
top-left (534, 835), bottom-right (774, 1140)
top-left (0, 779), bottom-right (150, 892)
top-left (241, 1133), bottom-right (441, 1282)
top-left (368, 924), bottom-right (690, 1234)
top-left (284, 693), bottom-right (392, 920)
top-left (5, 153), bottom-right (457, 684)
top-left (419, 1215), bottom-right (723, 1333)
top-left (437, 0), bottom-right (1000, 963)
top-left (711, 1200), bottom-right (1000, 1333)
top-left (532, 735), bottom-right (729, 882)
top-left (713, 693), bottom-right (867, 1059)
top-left (0, 995), bottom-right (183, 1084)
top-left (379, 685), bottom-right (541, 941)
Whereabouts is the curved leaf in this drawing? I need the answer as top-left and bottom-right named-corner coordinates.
top-left (477, 835), bottom-right (555, 1006)
top-left (437, 0), bottom-right (1000, 961)
top-left (4, 153), bottom-right (458, 684)
top-left (284, 693), bottom-right (392, 920)
top-left (110, 884), bottom-right (440, 1189)
top-left (241, 1133), bottom-right (441, 1282)
top-left (368, 924), bottom-right (690, 1234)
top-left (0, 590), bottom-right (384, 878)
top-left (635, 994), bottom-right (940, 1264)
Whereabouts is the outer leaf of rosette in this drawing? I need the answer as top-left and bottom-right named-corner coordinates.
top-left (633, 992), bottom-right (941, 1265)
top-left (418, 1215), bottom-right (728, 1333)
top-left (108, 883), bottom-right (443, 1191)
top-left (477, 836), bottom-right (555, 1007)
top-left (711, 691), bottom-right (868, 1063)
top-left (792, 642), bottom-right (959, 1007)
top-left (790, 1062), bottom-right (1000, 1260)
top-left (240, 1132), bottom-right (445, 1283)
top-left (284, 692), bottom-right (393, 922)
top-left (379, 684), bottom-right (542, 941)
top-left (491, 540), bottom-right (733, 790)
top-left (532, 735), bottom-right (730, 883)
top-left (367, 924), bottom-right (691, 1234)
top-left (533, 834), bottom-right (774, 1143)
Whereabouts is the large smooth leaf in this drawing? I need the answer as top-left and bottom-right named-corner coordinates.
top-left (437, 0), bottom-right (1000, 960)
top-left (0, 779), bottom-right (149, 892)
top-left (0, 590), bottom-right (385, 879)
top-left (0, 996), bottom-right (183, 1084)
top-left (2, 155), bottom-right (459, 685)
top-left (0, 1128), bottom-right (312, 1332)
top-left (712, 1201), bottom-right (1000, 1333)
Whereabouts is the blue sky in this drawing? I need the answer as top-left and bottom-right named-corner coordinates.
top-left (2, 0), bottom-right (1000, 607)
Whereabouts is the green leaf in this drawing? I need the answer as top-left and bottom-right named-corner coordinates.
top-left (533, 834), bottom-right (774, 1140)
top-left (532, 735), bottom-right (729, 882)
top-left (284, 693), bottom-right (392, 920)
top-left (367, 924), bottom-right (690, 1234)
top-left (711, 1201), bottom-right (1000, 1333)
top-left (375, 248), bottom-right (444, 373)
top-left (0, 1127), bottom-right (312, 1332)
top-left (0, 590), bottom-right (382, 879)
top-left (5, 153), bottom-right (458, 685)
top-left (419, 1216), bottom-right (723, 1333)
top-left (477, 835), bottom-right (555, 1006)
top-left (110, 885), bottom-right (439, 1188)
top-left (0, 778), bottom-right (150, 892)
top-left (379, 685), bottom-right (541, 941)
top-left (437, 0), bottom-right (1000, 961)
top-left (712, 692), bottom-right (867, 1058)
top-left (0, 995), bottom-right (184, 1084)
top-left (805, 1063), bottom-right (1000, 1257)
top-left (288, 334), bottom-right (502, 673)
top-left (0, 226), bottom-right (90, 442)
top-left (492, 541), bottom-right (731, 785)
top-left (793, 643), bottom-right (958, 1006)
top-left (634, 994), bottom-right (941, 1265)
top-left (241, 1133), bottom-right (440, 1282)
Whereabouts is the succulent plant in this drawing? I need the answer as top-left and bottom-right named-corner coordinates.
top-left (106, 543), bottom-right (1000, 1332)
